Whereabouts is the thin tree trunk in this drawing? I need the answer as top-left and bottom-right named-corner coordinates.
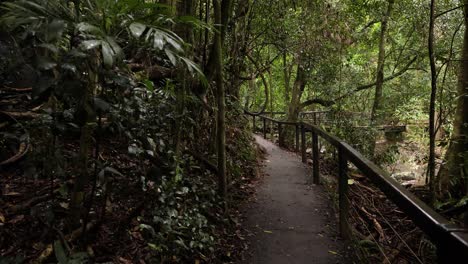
top-left (428, 0), bottom-right (437, 197)
top-left (371, 0), bottom-right (395, 123)
top-left (283, 51), bottom-right (291, 106)
top-left (69, 59), bottom-right (97, 228)
top-left (213, 0), bottom-right (227, 203)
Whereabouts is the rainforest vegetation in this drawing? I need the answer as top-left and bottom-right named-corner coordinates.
top-left (0, 0), bottom-right (467, 263)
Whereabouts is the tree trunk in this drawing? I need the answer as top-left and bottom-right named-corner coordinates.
top-left (287, 64), bottom-right (307, 122)
top-left (69, 60), bottom-right (97, 228)
top-left (428, 0), bottom-right (437, 197)
top-left (370, 0), bottom-right (395, 123)
top-left (213, 0), bottom-right (227, 203)
top-left (438, 0), bottom-right (468, 198)
top-left (283, 51), bottom-right (291, 108)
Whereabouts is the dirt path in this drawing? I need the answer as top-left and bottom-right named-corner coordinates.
top-left (240, 135), bottom-right (349, 264)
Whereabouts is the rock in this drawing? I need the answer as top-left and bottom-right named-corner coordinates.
top-left (307, 159), bottom-right (313, 165)
top-left (306, 148), bottom-right (312, 154)
top-left (391, 172), bottom-right (416, 182)
top-left (401, 180), bottom-right (417, 187)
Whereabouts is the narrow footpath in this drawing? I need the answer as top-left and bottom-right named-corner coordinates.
top-left (240, 135), bottom-right (348, 264)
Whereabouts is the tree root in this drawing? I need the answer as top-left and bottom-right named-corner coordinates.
top-left (34, 221), bottom-right (99, 264)
top-left (0, 141), bottom-right (29, 167)
top-left (0, 111), bottom-right (31, 167)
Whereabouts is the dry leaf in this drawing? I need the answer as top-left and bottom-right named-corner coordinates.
top-left (4, 192), bottom-right (21, 196)
top-left (9, 214), bottom-right (24, 224)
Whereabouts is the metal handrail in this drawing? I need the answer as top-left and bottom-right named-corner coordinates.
top-left (245, 112), bottom-right (468, 261)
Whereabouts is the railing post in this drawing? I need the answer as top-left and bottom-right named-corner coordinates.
top-left (278, 123), bottom-right (283, 147)
top-left (301, 124), bottom-right (306, 163)
top-left (338, 147), bottom-right (351, 239)
top-left (262, 117), bottom-right (266, 139)
top-left (253, 115), bottom-right (256, 132)
top-left (312, 132), bottom-right (320, 185)
top-left (270, 120), bottom-right (274, 141)
top-left (295, 124), bottom-right (300, 152)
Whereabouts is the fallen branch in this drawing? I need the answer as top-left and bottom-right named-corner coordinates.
top-left (3, 86), bottom-right (32, 92)
top-left (359, 206), bottom-right (386, 242)
top-left (0, 111), bottom-right (41, 119)
top-left (7, 193), bottom-right (52, 213)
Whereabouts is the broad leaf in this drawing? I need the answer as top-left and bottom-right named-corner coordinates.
top-left (53, 240), bottom-right (68, 264)
top-left (80, 40), bottom-right (102, 50)
top-left (129, 22), bottom-right (146, 38)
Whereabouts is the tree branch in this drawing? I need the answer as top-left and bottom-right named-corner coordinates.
top-left (300, 56), bottom-right (418, 109)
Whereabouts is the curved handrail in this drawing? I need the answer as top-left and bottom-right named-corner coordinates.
top-left (246, 112), bottom-right (468, 260)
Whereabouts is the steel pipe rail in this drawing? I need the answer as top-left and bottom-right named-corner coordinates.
top-left (245, 112), bottom-right (468, 261)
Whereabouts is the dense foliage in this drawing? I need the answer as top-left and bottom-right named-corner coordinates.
top-left (0, 0), bottom-right (467, 263)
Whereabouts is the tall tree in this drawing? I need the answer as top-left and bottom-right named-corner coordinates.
top-left (439, 0), bottom-right (468, 198)
top-left (213, 0), bottom-right (227, 202)
top-left (371, 0), bottom-right (395, 123)
top-left (428, 0), bottom-right (437, 196)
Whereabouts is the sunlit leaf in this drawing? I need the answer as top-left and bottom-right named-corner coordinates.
top-left (80, 40), bottom-right (102, 50)
top-left (77, 22), bottom-right (103, 36)
top-left (101, 41), bottom-right (114, 67)
top-left (129, 22), bottom-right (146, 38)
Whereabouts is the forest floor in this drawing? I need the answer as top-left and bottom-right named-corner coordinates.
top-left (238, 135), bottom-right (349, 264)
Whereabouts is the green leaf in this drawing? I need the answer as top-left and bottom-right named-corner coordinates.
top-left (68, 252), bottom-right (89, 264)
top-left (129, 22), bottom-right (146, 38)
top-left (77, 22), bottom-right (103, 36)
top-left (101, 41), bottom-right (114, 67)
top-left (37, 57), bottom-right (57, 70)
top-left (80, 40), bottom-right (102, 50)
top-left (53, 240), bottom-right (68, 264)
top-left (37, 43), bottom-right (59, 54)
top-left (47, 19), bottom-right (66, 41)
top-left (142, 79), bottom-right (154, 92)
top-left (165, 49), bottom-right (177, 65)
top-left (105, 37), bottom-right (123, 60)
top-left (455, 196), bottom-right (468, 208)
top-left (61, 63), bottom-right (77, 73)
top-left (151, 29), bottom-right (164, 50)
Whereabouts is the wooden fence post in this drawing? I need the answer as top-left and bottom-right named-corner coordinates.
top-left (278, 123), bottom-right (283, 147)
top-left (301, 124), bottom-right (306, 163)
top-left (262, 117), bottom-right (266, 139)
top-left (338, 147), bottom-right (351, 239)
top-left (295, 124), bottom-right (300, 152)
top-left (312, 132), bottom-right (320, 185)
top-left (270, 120), bottom-right (274, 141)
top-left (253, 115), bottom-right (256, 132)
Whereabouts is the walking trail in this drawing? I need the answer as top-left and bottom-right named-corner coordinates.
top-left (240, 135), bottom-right (348, 264)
